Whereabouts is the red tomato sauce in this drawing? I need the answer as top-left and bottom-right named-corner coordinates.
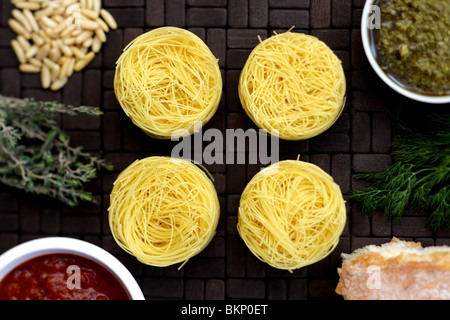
top-left (0, 253), bottom-right (131, 300)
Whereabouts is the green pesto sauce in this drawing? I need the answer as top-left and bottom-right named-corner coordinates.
top-left (375, 0), bottom-right (450, 95)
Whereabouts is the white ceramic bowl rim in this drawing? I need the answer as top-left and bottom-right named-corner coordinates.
top-left (0, 237), bottom-right (145, 300)
top-left (361, 0), bottom-right (450, 104)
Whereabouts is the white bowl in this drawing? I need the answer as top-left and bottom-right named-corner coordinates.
top-left (0, 237), bottom-right (145, 300)
top-left (361, 0), bottom-right (450, 104)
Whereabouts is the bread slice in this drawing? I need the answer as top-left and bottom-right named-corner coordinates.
top-left (335, 237), bottom-right (450, 300)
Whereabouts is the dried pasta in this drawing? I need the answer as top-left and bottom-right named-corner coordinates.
top-left (239, 30), bottom-right (346, 140)
top-left (108, 156), bottom-right (220, 268)
top-left (114, 27), bottom-right (222, 139)
top-left (237, 160), bottom-right (346, 272)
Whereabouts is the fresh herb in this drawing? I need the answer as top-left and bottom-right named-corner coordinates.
top-left (0, 95), bottom-right (113, 207)
top-left (349, 108), bottom-right (450, 231)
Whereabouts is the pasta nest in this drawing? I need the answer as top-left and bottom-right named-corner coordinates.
top-left (239, 31), bottom-right (346, 141)
top-left (108, 156), bottom-right (220, 268)
top-left (114, 27), bottom-right (222, 139)
top-left (237, 160), bottom-right (346, 272)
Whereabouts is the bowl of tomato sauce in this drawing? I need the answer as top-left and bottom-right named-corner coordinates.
top-left (0, 237), bottom-right (145, 300)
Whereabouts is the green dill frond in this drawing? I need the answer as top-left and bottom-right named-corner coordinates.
top-left (349, 106), bottom-right (450, 231)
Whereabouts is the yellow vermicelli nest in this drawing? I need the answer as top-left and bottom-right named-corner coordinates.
top-left (108, 157), bottom-right (220, 268)
top-left (237, 160), bottom-right (346, 272)
top-left (114, 27), bottom-right (222, 139)
top-left (239, 31), bottom-right (346, 141)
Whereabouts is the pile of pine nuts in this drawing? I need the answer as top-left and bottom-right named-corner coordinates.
top-left (9, 0), bottom-right (117, 91)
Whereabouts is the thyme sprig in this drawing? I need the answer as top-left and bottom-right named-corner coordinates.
top-left (0, 95), bottom-right (113, 207)
top-left (349, 108), bottom-right (450, 231)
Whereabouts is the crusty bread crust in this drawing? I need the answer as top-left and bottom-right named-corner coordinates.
top-left (335, 238), bottom-right (450, 300)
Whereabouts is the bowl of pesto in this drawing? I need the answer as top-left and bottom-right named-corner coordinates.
top-left (361, 0), bottom-right (450, 104)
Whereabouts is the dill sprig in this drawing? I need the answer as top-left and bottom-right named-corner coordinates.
top-left (349, 108), bottom-right (450, 231)
top-left (0, 95), bottom-right (113, 207)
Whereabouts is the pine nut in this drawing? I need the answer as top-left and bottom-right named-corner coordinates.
top-left (34, 7), bottom-right (54, 20)
top-left (11, 39), bottom-right (26, 64)
top-left (31, 33), bottom-right (45, 46)
top-left (41, 16), bottom-right (58, 28)
top-left (71, 46), bottom-right (86, 60)
top-left (11, 9), bottom-right (32, 33)
top-left (95, 28), bottom-right (106, 42)
top-left (66, 57), bottom-right (75, 77)
top-left (25, 45), bottom-right (39, 59)
top-left (8, 18), bottom-right (31, 39)
top-left (76, 30), bottom-right (93, 44)
top-left (86, 0), bottom-right (93, 10)
top-left (17, 35), bottom-right (31, 51)
top-left (81, 8), bottom-right (98, 20)
top-left (9, 0), bottom-right (117, 90)
top-left (96, 18), bottom-right (109, 32)
top-left (74, 50), bottom-right (95, 72)
top-left (93, 0), bottom-right (101, 14)
top-left (15, 2), bottom-right (41, 11)
top-left (43, 57), bottom-right (59, 72)
top-left (80, 19), bottom-right (98, 30)
top-left (23, 9), bottom-right (40, 33)
top-left (92, 36), bottom-right (102, 53)
top-left (19, 64), bottom-right (41, 73)
top-left (100, 9), bottom-right (117, 30)
top-left (29, 58), bottom-right (43, 68)
top-left (82, 37), bottom-right (93, 48)
top-left (62, 0), bottom-right (78, 7)
top-left (59, 57), bottom-right (71, 78)
top-left (50, 77), bottom-right (68, 91)
top-left (49, 46), bottom-right (61, 62)
top-left (41, 64), bottom-right (51, 88)
top-left (36, 44), bottom-right (50, 60)
top-left (63, 37), bottom-right (76, 46)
